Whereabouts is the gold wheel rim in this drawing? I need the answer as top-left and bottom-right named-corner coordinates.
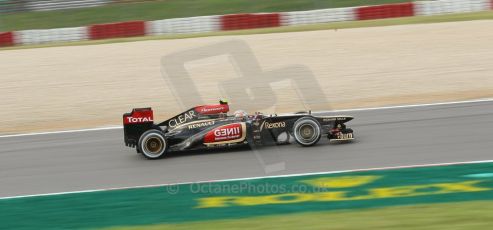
top-left (145, 137), bottom-right (164, 154)
top-left (300, 124), bottom-right (315, 139)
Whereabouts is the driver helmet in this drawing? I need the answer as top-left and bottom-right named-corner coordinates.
top-left (219, 98), bottom-right (228, 105)
top-left (234, 110), bottom-right (247, 120)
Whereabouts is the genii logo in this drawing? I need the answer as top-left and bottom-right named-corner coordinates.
top-left (204, 123), bottom-right (245, 144)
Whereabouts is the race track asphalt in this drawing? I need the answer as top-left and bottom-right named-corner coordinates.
top-left (1, 100), bottom-right (492, 198)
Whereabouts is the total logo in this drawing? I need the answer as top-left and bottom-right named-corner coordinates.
top-left (205, 123), bottom-right (244, 143)
top-left (125, 116), bottom-right (153, 124)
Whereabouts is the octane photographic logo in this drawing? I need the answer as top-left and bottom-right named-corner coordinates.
top-left (160, 39), bottom-right (330, 174)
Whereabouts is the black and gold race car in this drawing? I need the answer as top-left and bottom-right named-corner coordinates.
top-left (123, 100), bottom-right (354, 159)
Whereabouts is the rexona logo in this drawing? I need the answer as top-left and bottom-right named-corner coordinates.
top-left (204, 123), bottom-right (244, 143)
top-left (262, 121), bottom-right (286, 130)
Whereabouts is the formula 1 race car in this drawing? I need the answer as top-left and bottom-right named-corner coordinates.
top-left (123, 100), bottom-right (354, 159)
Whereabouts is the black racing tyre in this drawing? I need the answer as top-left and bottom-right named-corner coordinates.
top-left (292, 117), bottom-right (322, 147)
top-left (138, 130), bottom-right (168, 159)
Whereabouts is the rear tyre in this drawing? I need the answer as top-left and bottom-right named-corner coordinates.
top-left (292, 117), bottom-right (322, 147)
top-left (138, 130), bottom-right (168, 159)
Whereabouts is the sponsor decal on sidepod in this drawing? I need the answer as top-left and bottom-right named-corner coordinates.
top-left (204, 123), bottom-right (243, 143)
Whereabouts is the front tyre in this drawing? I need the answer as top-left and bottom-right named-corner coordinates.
top-left (138, 130), bottom-right (168, 159)
top-left (293, 117), bottom-right (322, 147)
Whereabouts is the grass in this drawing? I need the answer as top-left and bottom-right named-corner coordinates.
top-left (0, 0), bottom-right (412, 31)
top-left (108, 200), bottom-right (493, 230)
top-left (1, 11), bottom-right (492, 51)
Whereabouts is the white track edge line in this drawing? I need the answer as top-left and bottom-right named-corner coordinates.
top-left (1, 97), bottom-right (492, 138)
top-left (323, 97), bottom-right (493, 113)
top-left (0, 126), bottom-right (122, 138)
top-left (1, 159), bottom-right (493, 200)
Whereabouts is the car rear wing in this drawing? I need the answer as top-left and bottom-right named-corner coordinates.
top-left (123, 108), bottom-right (155, 148)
